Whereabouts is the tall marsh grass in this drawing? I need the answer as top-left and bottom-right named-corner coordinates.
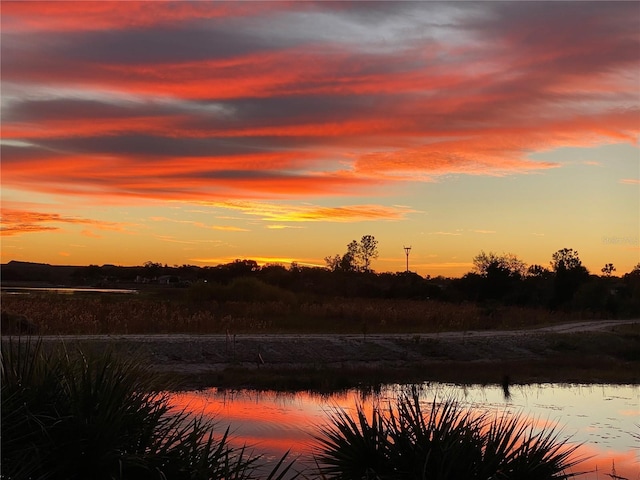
top-left (0, 337), bottom-right (295, 480)
top-left (314, 394), bottom-right (585, 480)
top-left (1, 291), bottom-right (583, 335)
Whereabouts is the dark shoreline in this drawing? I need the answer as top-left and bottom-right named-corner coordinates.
top-left (174, 357), bottom-right (639, 392)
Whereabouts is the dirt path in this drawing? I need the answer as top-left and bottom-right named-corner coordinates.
top-left (422, 318), bottom-right (640, 337)
top-left (32, 318), bottom-right (640, 342)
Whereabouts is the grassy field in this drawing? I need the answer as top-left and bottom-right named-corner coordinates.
top-left (1, 289), bottom-right (602, 336)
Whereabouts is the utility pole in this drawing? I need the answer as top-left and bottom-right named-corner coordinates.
top-left (403, 245), bottom-right (412, 273)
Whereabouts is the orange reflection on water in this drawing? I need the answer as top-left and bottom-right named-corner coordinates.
top-left (168, 385), bottom-right (639, 480)
top-left (575, 445), bottom-right (639, 480)
top-left (169, 388), bottom-right (379, 460)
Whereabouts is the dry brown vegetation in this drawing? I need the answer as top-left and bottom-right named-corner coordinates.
top-left (0, 291), bottom-right (594, 336)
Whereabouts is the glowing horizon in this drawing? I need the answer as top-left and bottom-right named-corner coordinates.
top-left (1, 1), bottom-right (638, 277)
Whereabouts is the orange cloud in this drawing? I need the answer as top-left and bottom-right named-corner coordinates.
top-left (1, 147), bottom-right (373, 201)
top-left (266, 225), bottom-right (305, 230)
top-left (1, 1), bottom-right (281, 33)
top-left (0, 208), bottom-right (127, 237)
top-left (212, 226), bottom-right (250, 232)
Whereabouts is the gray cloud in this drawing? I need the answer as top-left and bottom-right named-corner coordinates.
top-left (35, 135), bottom-right (276, 157)
top-left (3, 98), bottom-right (173, 123)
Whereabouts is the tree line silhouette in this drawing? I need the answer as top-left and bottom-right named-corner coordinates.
top-left (3, 236), bottom-right (639, 317)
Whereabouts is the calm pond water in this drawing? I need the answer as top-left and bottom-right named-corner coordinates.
top-left (170, 383), bottom-right (639, 480)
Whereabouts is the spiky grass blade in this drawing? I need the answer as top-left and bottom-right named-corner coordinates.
top-left (314, 404), bottom-right (391, 479)
top-left (313, 394), bottom-right (585, 480)
top-left (1, 337), bottom-right (286, 480)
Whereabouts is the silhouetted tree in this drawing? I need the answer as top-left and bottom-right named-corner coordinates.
top-left (226, 259), bottom-right (259, 275)
top-left (324, 254), bottom-right (341, 271)
top-left (258, 264), bottom-right (291, 288)
top-left (550, 248), bottom-right (583, 272)
top-left (526, 264), bottom-right (551, 278)
top-left (324, 252), bottom-right (357, 272)
top-left (357, 235), bottom-right (379, 272)
top-left (340, 252), bottom-right (357, 272)
top-left (143, 261), bottom-right (163, 277)
top-left (620, 263), bottom-right (640, 316)
top-left (550, 248), bottom-right (589, 308)
top-left (470, 251), bottom-right (527, 301)
top-left (346, 240), bottom-right (360, 270)
top-left (473, 251), bottom-right (526, 278)
top-left (325, 235), bottom-right (379, 273)
top-left (601, 263), bottom-right (616, 277)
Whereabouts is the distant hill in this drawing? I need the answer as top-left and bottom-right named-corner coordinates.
top-left (0, 261), bottom-right (172, 287)
top-left (2, 261), bottom-right (83, 285)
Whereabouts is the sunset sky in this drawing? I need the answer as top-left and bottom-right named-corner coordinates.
top-left (1, 1), bottom-right (638, 277)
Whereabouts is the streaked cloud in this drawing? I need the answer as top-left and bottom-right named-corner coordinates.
top-left (266, 225), bottom-right (305, 230)
top-left (202, 201), bottom-right (417, 223)
top-left (619, 178), bottom-right (640, 185)
top-left (212, 225), bottom-right (250, 232)
top-left (0, 208), bottom-right (126, 237)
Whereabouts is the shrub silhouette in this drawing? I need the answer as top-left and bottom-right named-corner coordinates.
top-left (314, 394), bottom-right (584, 480)
top-left (1, 338), bottom-right (295, 480)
